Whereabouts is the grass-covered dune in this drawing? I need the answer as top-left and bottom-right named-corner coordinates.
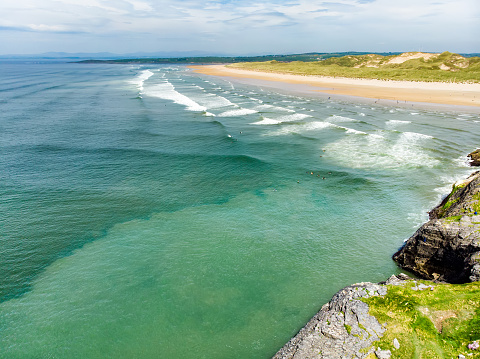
top-left (228, 52), bottom-right (480, 83)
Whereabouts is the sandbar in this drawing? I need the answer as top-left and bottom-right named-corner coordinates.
top-left (189, 65), bottom-right (480, 110)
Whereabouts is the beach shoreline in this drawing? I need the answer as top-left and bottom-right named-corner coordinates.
top-left (189, 65), bottom-right (480, 111)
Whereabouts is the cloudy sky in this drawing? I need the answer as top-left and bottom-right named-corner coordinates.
top-left (0, 0), bottom-right (479, 55)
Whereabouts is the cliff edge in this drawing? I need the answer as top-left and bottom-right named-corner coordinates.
top-left (273, 167), bottom-right (480, 359)
top-left (393, 171), bottom-right (480, 283)
top-left (272, 277), bottom-right (407, 359)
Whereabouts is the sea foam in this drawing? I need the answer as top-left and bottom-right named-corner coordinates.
top-left (145, 81), bottom-right (206, 112)
top-left (129, 70), bottom-right (154, 92)
top-left (326, 130), bottom-right (438, 169)
top-left (250, 113), bottom-right (311, 125)
top-left (327, 115), bottom-right (359, 122)
top-left (191, 93), bottom-right (236, 110)
top-left (218, 108), bottom-right (258, 117)
top-left (265, 121), bottom-right (334, 135)
top-left (386, 120), bottom-right (412, 127)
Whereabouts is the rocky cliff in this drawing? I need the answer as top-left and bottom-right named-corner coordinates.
top-left (273, 167), bottom-right (480, 359)
top-left (272, 275), bottom-right (410, 359)
top-left (393, 171), bottom-right (480, 283)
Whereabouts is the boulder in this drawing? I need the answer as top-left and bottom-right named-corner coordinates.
top-left (468, 149), bottom-right (480, 166)
top-left (393, 171), bottom-right (480, 283)
top-left (374, 348), bottom-right (391, 359)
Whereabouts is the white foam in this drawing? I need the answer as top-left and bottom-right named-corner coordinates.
top-left (452, 154), bottom-right (472, 168)
top-left (407, 211), bottom-right (429, 229)
top-left (328, 115), bottom-right (359, 122)
top-left (264, 121), bottom-right (335, 135)
top-left (218, 108), bottom-right (259, 117)
top-left (430, 169), bottom-right (476, 212)
top-left (401, 131), bottom-right (433, 140)
top-left (251, 117), bottom-right (281, 125)
top-left (255, 104), bottom-right (295, 112)
top-left (278, 113), bottom-right (312, 122)
top-left (251, 113), bottom-right (311, 125)
top-left (385, 120), bottom-right (412, 130)
top-left (129, 70), bottom-right (154, 92)
top-left (145, 81), bottom-right (206, 112)
top-left (192, 93), bottom-right (236, 110)
top-left (301, 121), bottom-right (335, 131)
top-left (325, 130), bottom-right (438, 169)
top-left (386, 120), bottom-right (411, 126)
top-left (341, 127), bottom-right (367, 135)
top-left (256, 104), bottom-right (274, 109)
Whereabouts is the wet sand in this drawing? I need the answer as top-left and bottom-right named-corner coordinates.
top-left (189, 65), bottom-right (480, 110)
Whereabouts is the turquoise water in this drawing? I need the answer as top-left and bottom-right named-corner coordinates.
top-left (1, 63), bottom-right (479, 358)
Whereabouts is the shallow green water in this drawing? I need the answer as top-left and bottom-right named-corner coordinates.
top-left (0, 63), bottom-right (479, 358)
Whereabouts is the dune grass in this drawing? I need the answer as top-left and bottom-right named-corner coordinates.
top-left (228, 52), bottom-right (480, 83)
top-left (362, 280), bottom-right (480, 358)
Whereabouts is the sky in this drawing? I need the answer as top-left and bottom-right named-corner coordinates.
top-left (0, 0), bottom-right (479, 56)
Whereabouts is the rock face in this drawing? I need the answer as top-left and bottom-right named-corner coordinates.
top-left (272, 282), bottom-right (390, 359)
top-left (468, 149), bottom-right (480, 166)
top-left (393, 171), bottom-right (480, 283)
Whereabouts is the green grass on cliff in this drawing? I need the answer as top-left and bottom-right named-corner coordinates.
top-left (228, 52), bottom-right (480, 83)
top-left (362, 281), bottom-right (480, 358)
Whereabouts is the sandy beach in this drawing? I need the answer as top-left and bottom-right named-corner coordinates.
top-left (190, 65), bottom-right (480, 109)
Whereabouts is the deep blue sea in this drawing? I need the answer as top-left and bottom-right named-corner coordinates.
top-left (1, 62), bottom-right (479, 358)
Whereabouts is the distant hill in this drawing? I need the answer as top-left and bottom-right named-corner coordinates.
top-left (76, 52), bottom-right (403, 64)
top-left (229, 52), bottom-right (480, 83)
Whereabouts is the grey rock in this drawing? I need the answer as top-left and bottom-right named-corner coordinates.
top-left (375, 349), bottom-right (391, 359)
top-left (393, 338), bottom-right (400, 350)
top-left (384, 274), bottom-right (411, 286)
top-left (411, 283), bottom-right (435, 291)
top-left (393, 171), bottom-right (480, 283)
top-left (272, 282), bottom-right (391, 359)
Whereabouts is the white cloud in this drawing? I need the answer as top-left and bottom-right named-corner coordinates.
top-left (126, 1), bottom-right (154, 12)
top-left (0, 0), bottom-right (478, 54)
top-left (27, 24), bottom-right (71, 32)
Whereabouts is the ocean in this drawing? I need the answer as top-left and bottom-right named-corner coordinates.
top-left (0, 62), bottom-right (479, 358)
